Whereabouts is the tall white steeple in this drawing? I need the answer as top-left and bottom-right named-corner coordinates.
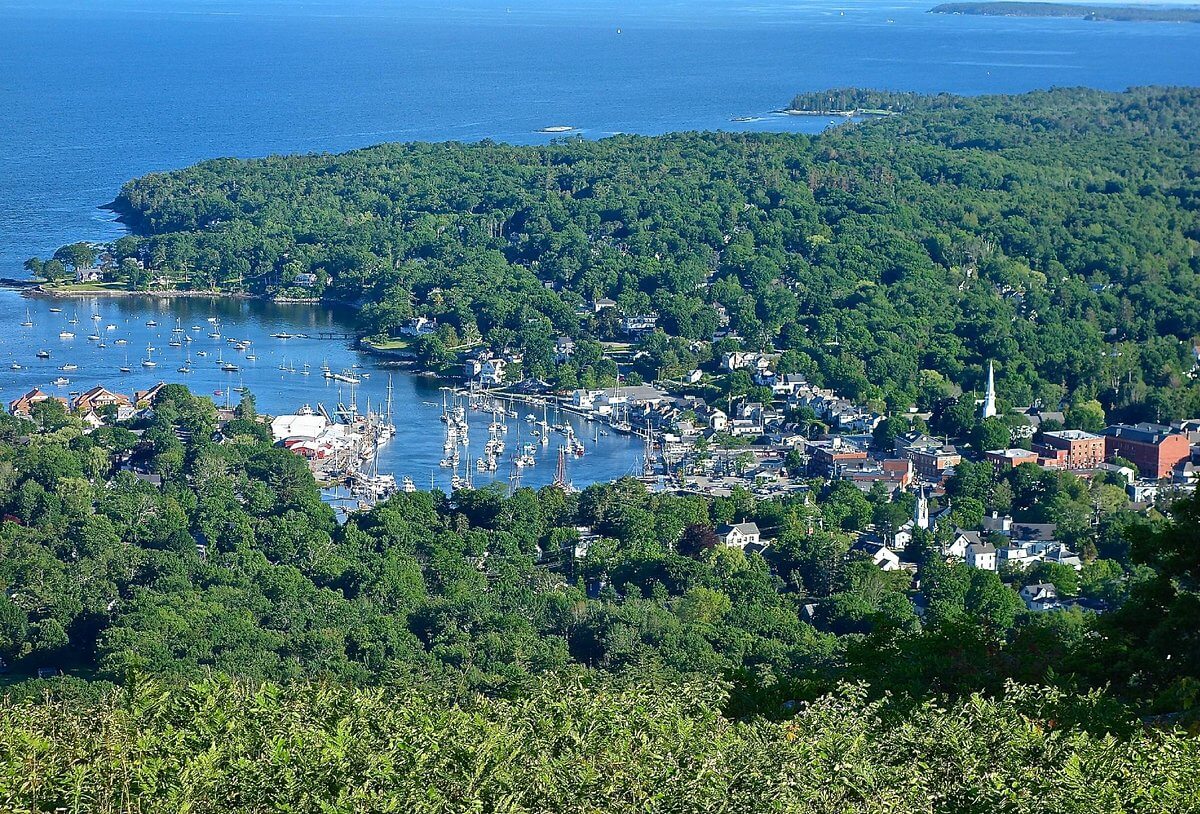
top-left (981, 360), bottom-right (998, 419)
top-left (914, 486), bottom-right (929, 531)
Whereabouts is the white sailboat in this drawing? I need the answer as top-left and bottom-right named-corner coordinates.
top-left (141, 342), bottom-right (157, 367)
top-left (20, 308), bottom-right (32, 327)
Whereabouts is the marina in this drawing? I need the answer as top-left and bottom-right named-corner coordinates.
top-left (0, 288), bottom-right (640, 494)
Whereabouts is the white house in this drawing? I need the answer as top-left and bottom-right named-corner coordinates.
top-left (477, 358), bottom-right (506, 387)
top-left (554, 336), bottom-right (576, 362)
top-left (717, 522), bottom-right (760, 549)
top-left (1020, 583), bottom-right (1061, 612)
top-left (945, 530), bottom-right (982, 560)
top-left (853, 539), bottom-right (903, 571)
top-left (965, 542), bottom-right (998, 571)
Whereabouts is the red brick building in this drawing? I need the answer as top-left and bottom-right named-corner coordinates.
top-left (985, 448), bottom-right (1039, 470)
top-left (1037, 429), bottom-right (1105, 470)
top-left (1103, 423), bottom-right (1191, 480)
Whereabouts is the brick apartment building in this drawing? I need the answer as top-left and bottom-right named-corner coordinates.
top-left (1103, 423), bottom-right (1191, 479)
top-left (1036, 429), bottom-right (1105, 470)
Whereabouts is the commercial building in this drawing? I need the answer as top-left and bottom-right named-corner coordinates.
top-left (1037, 429), bottom-right (1105, 470)
top-left (1103, 423), bottom-right (1191, 479)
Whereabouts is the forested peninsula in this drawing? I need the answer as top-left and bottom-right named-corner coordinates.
top-left (41, 86), bottom-right (1200, 422)
top-left (931, 2), bottom-right (1200, 23)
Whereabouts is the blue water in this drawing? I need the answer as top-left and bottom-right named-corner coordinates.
top-left (0, 0), bottom-right (1198, 489)
top-left (0, 289), bottom-right (642, 491)
top-left (2, 0), bottom-right (1199, 271)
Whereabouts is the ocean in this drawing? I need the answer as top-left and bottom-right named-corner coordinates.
top-left (2, 0), bottom-right (1199, 272)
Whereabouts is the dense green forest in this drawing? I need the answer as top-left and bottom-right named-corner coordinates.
top-left (2, 386), bottom-right (1200, 807)
top-left (39, 87), bottom-right (1200, 421)
top-left (5, 677), bottom-right (1198, 813)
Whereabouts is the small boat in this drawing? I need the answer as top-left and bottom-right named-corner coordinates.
top-left (10, 362), bottom-right (21, 370)
top-left (245, 354), bottom-right (256, 361)
top-left (91, 313), bottom-right (102, 321)
top-left (119, 366), bottom-right (131, 374)
top-left (272, 332), bottom-right (294, 339)
top-left (114, 338), bottom-right (128, 345)
top-left (168, 339), bottom-right (182, 348)
top-left (213, 390), bottom-right (223, 397)
top-left (221, 363), bottom-right (239, 372)
top-left (98, 342), bottom-right (106, 348)
top-left (52, 377), bottom-right (70, 386)
top-left (68, 311), bottom-right (78, 324)
top-left (35, 350), bottom-right (50, 359)
top-left (146, 320), bottom-right (158, 327)
top-left (20, 308), bottom-right (33, 327)
top-left (87, 334), bottom-right (101, 341)
top-left (142, 343), bottom-right (156, 367)
top-left (59, 363), bottom-right (78, 371)
top-left (206, 317), bottom-right (218, 323)
top-left (197, 350), bottom-right (208, 357)
top-left (172, 320), bottom-right (183, 333)
top-left (106, 324), bottom-right (116, 330)
top-left (48, 307), bottom-right (62, 313)
top-left (178, 365), bottom-right (191, 374)
top-left (59, 331), bottom-right (74, 339)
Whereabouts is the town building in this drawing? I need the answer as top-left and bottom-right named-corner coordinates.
top-left (72, 385), bottom-right (131, 414)
top-left (980, 361), bottom-right (998, 419)
top-left (851, 539), bottom-right (903, 571)
top-left (1036, 429), bottom-right (1105, 470)
top-left (1020, 583), bottom-right (1061, 612)
top-left (8, 387), bottom-right (67, 417)
top-left (1103, 423), bottom-right (1191, 479)
top-left (984, 448), bottom-right (1039, 470)
top-left (965, 542), bottom-right (998, 571)
top-left (717, 521), bottom-right (761, 549)
top-left (134, 382), bottom-right (168, 406)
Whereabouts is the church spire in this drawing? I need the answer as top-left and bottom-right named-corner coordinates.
top-left (981, 360), bottom-right (997, 419)
top-left (914, 486), bottom-right (929, 531)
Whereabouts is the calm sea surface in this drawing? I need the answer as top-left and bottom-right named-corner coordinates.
top-left (1, 0), bottom-right (1198, 487)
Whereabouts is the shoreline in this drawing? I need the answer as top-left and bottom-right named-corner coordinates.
top-left (3, 280), bottom-right (462, 380)
top-left (777, 108), bottom-right (897, 118)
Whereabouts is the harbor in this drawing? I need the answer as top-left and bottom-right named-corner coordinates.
top-left (0, 288), bottom-right (642, 495)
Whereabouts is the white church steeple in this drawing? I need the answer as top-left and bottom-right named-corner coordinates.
top-left (914, 486), bottom-right (929, 531)
top-left (981, 360), bottom-right (998, 419)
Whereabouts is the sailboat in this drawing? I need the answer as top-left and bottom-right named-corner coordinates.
top-left (178, 346), bottom-right (192, 373)
top-left (20, 308), bottom-right (32, 327)
top-left (141, 342), bottom-right (157, 367)
top-left (68, 310), bottom-right (78, 324)
top-left (120, 351), bottom-right (131, 374)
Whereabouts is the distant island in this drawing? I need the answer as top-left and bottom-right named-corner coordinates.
top-left (931, 2), bottom-right (1200, 23)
